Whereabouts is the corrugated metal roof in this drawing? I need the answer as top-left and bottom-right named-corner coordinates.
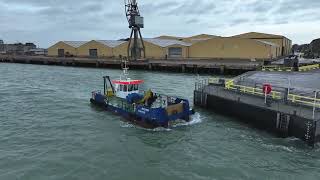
top-left (144, 38), bottom-right (191, 47)
top-left (187, 38), bottom-right (213, 43)
top-left (255, 40), bottom-right (279, 47)
top-left (155, 35), bottom-right (184, 40)
top-left (63, 41), bottom-right (88, 48)
top-left (61, 39), bottom-right (192, 48)
top-left (231, 32), bottom-right (284, 38)
top-left (96, 40), bottom-right (126, 48)
top-left (185, 34), bottom-right (220, 39)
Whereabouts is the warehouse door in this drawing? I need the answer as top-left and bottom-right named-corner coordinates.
top-left (58, 49), bottom-right (64, 57)
top-left (89, 49), bottom-right (98, 58)
top-left (168, 47), bottom-right (182, 58)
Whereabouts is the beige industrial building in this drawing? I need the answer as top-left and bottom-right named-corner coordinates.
top-left (231, 32), bottom-right (292, 56)
top-left (48, 38), bottom-right (191, 59)
top-left (76, 40), bottom-right (127, 58)
top-left (189, 37), bottom-right (279, 60)
top-left (47, 32), bottom-right (291, 60)
top-left (142, 38), bottom-right (190, 59)
top-left (48, 41), bottom-right (87, 57)
top-left (114, 39), bottom-right (191, 59)
top-left (182, 34), bottom-right (220, 43)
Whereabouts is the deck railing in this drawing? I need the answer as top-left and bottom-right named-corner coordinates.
top-left (224, 79), bottom-right (320, 108)
top-left (299, 64), bottom-right (320, 72)
top-left (262, 65), bottom-right (293, 72)
top-left (225, 79), bottom-right (282, 100)
top-left (261, 64), bottom-right (320, 72)
top-left (288, 94), bottom-right (320, 108)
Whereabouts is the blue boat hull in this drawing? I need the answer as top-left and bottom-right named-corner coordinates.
top-left (90, 98), bottom-right (169, 128)
top-left (90, 96), bottom-right (194, 129)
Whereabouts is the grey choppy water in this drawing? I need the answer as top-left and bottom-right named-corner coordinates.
top-left (0, 63), bottom-right (320, 180)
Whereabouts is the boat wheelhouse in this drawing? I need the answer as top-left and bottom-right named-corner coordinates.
top-left (112, 79), bottom-right (143, 99)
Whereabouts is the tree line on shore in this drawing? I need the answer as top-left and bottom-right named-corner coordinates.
top-left (292, 38), bottom-right (320, 58)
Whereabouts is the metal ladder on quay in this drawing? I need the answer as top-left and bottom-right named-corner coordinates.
top-left (194, 79), bottom-right (208, 108)
top-left (276, 113), bottom-right (290, 137)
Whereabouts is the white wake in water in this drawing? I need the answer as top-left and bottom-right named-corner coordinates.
top-left (119, 121), bottom-right (172, 131)
top-left (171, 112), bottom-right (202, 128)
top-left (119, 122), bottom-right (136, 128)
top-left (120, 112), bottom-right (203, 131)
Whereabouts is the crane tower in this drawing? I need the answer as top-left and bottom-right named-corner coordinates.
top-left (125, 0), bottom-right (146, 60)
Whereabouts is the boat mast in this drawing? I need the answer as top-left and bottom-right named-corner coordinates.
top-left (121, 60), bottom-right (129, 80)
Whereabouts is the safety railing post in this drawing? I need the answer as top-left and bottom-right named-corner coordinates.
top-left (291, 95), bottom-right (295, 103)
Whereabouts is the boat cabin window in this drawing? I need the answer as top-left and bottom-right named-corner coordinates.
top-left (119, 84), bottom-right (138, 92)
top-left (134, 85), bottom-right (139, 91)
top-left (120, 85), bottom-right (127, 92)
top-left (128, 85), bottom-right (134, 92)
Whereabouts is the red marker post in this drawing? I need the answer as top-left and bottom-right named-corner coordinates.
top-left (263, 84), bottom-right (272, 104)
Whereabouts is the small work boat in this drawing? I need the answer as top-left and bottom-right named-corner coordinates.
top-left (90, 63), bottom-right (195, 128)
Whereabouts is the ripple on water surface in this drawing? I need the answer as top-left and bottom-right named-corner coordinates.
top-left (1, 63), bottom-right (320, 180)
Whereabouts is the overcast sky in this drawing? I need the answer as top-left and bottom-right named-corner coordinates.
top-left (0, 0), bottom-right (320, 47)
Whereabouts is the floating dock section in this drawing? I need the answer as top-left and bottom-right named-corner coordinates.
top-left (194, 70), bottom-right (320, 146)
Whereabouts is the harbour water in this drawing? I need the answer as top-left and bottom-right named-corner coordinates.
top-left (1, 63), bottom-right (320, 180)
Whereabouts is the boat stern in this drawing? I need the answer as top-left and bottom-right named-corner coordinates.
top-left (90, 91), bottom-right (107, 106)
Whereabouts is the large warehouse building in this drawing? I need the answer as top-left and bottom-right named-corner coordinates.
top-left (48, 41), bottom-right (87, 57)
top-left (231, 32), bottom-right (292, 56)
top-left (142, 38), bottom-right (191, 59)
top-left (47, 32), bottom-right (292, 61)
top-left (76, 40), bottom-right (127, 58)
top-left (189, 37), bottom-right (279, 60)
